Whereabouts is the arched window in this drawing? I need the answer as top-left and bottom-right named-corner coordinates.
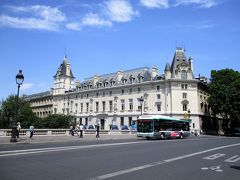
top-left (181, 70), bottom-right (187, 80)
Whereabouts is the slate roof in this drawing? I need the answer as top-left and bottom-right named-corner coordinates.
top-left (77, 67), bottom-right (152, 90)
top-left (54, 56), bottom-right (74, 78)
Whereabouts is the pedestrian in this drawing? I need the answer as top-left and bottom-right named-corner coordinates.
top-left (69, 125), bottom-right (74, 136)
top-left (16, 122), bottom-right (21, 139)
top-left (29, 125), bottom-right (34, 139)
top-left (80, 124), bottom-right (84, 138)
top-left (75, 123), bottom-right (80, 137)
top-left (96, 124), bottom-right (100, 138)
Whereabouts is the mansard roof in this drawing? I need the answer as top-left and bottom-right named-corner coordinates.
top-left (54, 56), bottom-right (74, 78)
top-left (24, 91), bottom-right (52, 101)
top-left (77, 67), bottom-right (152, 89)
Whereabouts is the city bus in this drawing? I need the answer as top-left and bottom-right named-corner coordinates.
top-left (137, 115), bottom-right (190, 140)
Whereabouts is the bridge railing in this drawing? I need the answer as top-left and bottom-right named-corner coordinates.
top-left (0, 129), bottom-right (137, 137)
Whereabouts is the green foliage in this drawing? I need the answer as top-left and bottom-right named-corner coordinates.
top-left (0, 95), bottom-right (74, 129)
top-left (0, 95), bottom-right (39, 128)
top-left (208, 69), bottom-right (240, 130)
top-left (39, 114), bottom-right (74, 128)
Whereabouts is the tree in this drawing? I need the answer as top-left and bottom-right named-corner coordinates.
top-left (208, 69), bottom-right (240, 134)
top-left (40, 114), bottom-right (74, 128)
top-left (0, 95), bottom-right (39, 128)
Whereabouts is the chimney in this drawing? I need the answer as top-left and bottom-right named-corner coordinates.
top-left (117, 69), bottom-right (123, 82)
top-left (151, 65), bottom-right (158, 79)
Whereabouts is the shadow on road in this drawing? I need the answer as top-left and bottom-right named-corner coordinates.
top-left (230, 166), bottom-right (240, 171)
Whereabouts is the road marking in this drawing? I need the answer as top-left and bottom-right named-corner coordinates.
top-left (203, 153), bottom-right (226, 160)
top-left (201, 165), bottom-right (223, 172)
top-left (0, 141), bottom-right (143, 157)
top-left (224, 155), bottom-right (240, 163)
top-left (89, 143), bottom-right (240, 180)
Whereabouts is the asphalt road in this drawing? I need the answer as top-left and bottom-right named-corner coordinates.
top-left (0, 136), bottom-right (239, 180)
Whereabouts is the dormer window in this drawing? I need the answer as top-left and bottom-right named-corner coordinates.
top-left (181, 70), bottom-right (187, 80)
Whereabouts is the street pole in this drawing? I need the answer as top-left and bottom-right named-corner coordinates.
top-left (10, 70), bottom-right (24, 143)
top-left (140, 96), bottom-right (144, 116)
top-left (188, 109), bottom-right (191, 120)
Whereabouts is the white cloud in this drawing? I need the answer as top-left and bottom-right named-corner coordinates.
top-left (21, 83), bottom-right (34, 90)
top-left (104, 0), bottom-right (138, 22)
top-left (81, 13), bottom-right (112, 27)
top-left (140, 0), bottom-right (169, 9)
top-left (66, 22), bottom-right (82, 31)
top-left (0, 5), bottom-right (66, 31)
top-left (0, 15), bottom-right (59, 31)
top-left (175, 0), bottom-right (218, 8)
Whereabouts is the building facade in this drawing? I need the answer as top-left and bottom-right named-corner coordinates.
top-left (27, 48), bottom-right (209, 131)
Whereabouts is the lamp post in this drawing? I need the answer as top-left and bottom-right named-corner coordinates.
top-left (188, 109), bottom-right (191, 120)
top-left (10, 70), bottom-right (24, 142)
top-left (139, 96), bottom-right (144, 116)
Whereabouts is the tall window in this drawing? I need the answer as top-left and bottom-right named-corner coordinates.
top-left (183, 93), bottom-right (187, 99)
top-left (109, 101), bottom-right (113, 111)
top-left (157, 85), bottom-right (160, 91)
top-left (96, 102), bottom-right (99, 112)
top-left (157, 104), bottom-right (161, 111)
top-left (80, 103), bottom-right (83, 113)
top-left (121, 117), bottom-right (124, 126)
top-left (129, 99), bottom-right (133, 111)
top-left (85, 118), bottom-right (88, 126)
top-left (183, 104), bottom-right (187, 111)
top-left (86, 102), bottom-right (89, 112)
top-left (121, 89), bottom-right (124, 95)
top-left (121, 100), bottom-right (125, 111)
top-left (181, 84), bottom-right (188, 89)
top-left (128, 117), bottom-right (132, 127)
top-left (181, 70), bottom-right (187, 80)
top-left (102, 101), bottom-right (106, 112)
top-left (157, 94), bottom-right (161, 99)
top-left (129, 88), bottom-right (132, 94)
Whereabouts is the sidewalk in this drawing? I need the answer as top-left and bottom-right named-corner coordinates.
top-left (0, 134), bottom-right (138, 145)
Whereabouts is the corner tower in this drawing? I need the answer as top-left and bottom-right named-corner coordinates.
top-left (53, 55), bottom-right (75, 95)
top-left (170, 47), bottom-right (194, 80)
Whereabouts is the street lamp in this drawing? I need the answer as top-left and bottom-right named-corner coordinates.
top-left (188, 109), bottom-right (191, 120)
top-left (10, 70), bottom-right (24, 142)
top-left (139, 96), bottom-right (144, 116)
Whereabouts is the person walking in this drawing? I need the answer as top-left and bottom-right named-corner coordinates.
top-left (80, 124), bottom-right (84, 138)
top-left (96, 124), bottom-right (100, 138)
top-left (29, 125), bottom-right (34, 139)
top-left (69, 125), bottom-right (74, 136)
top-left (76, 123), bottom-right (80, 137)
top-left (16, 122), bottom-right (21, 139)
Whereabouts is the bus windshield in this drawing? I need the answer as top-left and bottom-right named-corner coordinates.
top-left (137, 120), bottom-right (153, 133)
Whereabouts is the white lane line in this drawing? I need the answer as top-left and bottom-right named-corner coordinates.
top-left (0, 141), bottom-right (142, 157)
top-left (90, 143), bottom-right (240, 180)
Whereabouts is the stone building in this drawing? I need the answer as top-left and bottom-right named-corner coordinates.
top-left (26, 48), bottom-right (210, 131)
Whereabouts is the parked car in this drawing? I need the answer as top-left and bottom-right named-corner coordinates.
top-left (111, 125), bottom-right (119, 130)
top-left (233, 127), bottom-right (240, 136)
top-left (88, 125), bottom-right (95, 129)
top-left (121, 125), bottom-right (129, 130)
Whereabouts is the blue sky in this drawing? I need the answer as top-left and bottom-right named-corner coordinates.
top-left (0, 0), bottom-right (239, 100)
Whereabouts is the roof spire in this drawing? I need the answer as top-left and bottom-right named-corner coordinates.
top-left (64, 48), bottom-right (67, 59)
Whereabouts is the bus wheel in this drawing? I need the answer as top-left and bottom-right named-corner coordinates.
top-left (179, 133), bottom-right (183, 139)
top-left (160, 133), bottom-right (166, 140)
top-left (146, 137), bottom-right (150, 140)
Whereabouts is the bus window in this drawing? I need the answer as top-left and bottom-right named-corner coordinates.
top-left (137, 120), bottom-right (153, 133)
